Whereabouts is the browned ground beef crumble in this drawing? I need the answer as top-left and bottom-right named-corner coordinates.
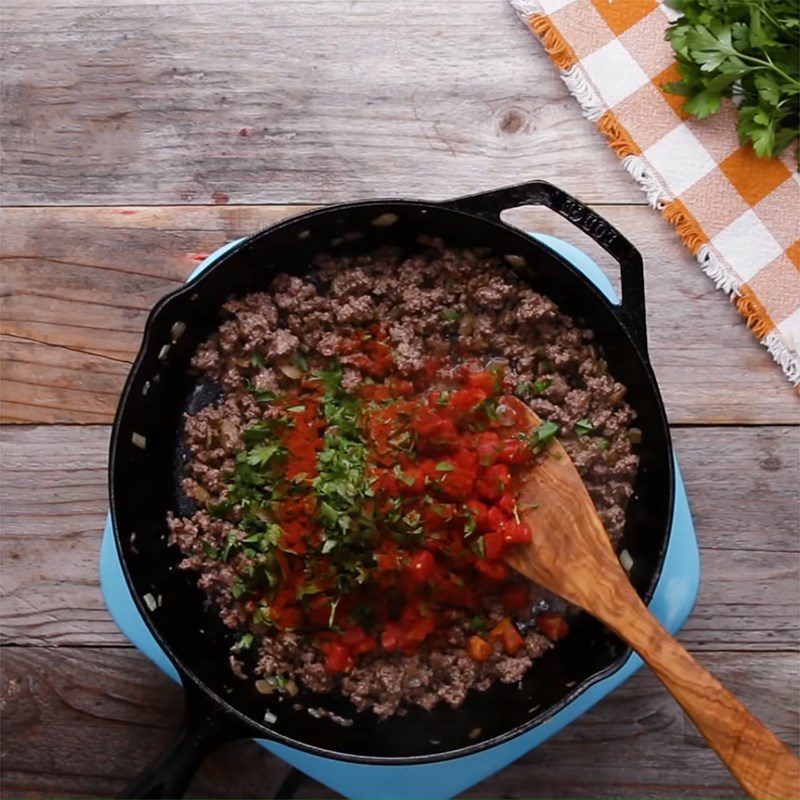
top-left (169, 242), bottom-right (639, 717)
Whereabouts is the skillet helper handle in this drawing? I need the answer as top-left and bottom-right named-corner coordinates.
top-left (121, 684), bottom-right (240, 799)
top-left (598, 583), bottom-right (800, 800)
top-left (449, 181), bottom-right (648, 354)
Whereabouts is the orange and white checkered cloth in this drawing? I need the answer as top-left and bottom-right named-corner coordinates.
top-left (511, 0), bottom-right (800, 385)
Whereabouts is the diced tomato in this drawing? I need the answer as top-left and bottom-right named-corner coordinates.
top-left (536, 613), bottom-right (570, 641)
top-left (341, 626), bottom-right (367, 647)
top-left (376, 552), bottom-right (399, 572)
top-left (474, 559), bottom-right (508, 581)
top-left (483, 530), bottom-right (506, 561)
top-left (381, 623), bottom-right (403, 652)
top-left (467, 635), bottom-right (494, 662)
top-left (405, 613), bottom-right (436, 643)
top-left (500, 520), bottom-right (532, 546)
top-left (466, 370), bottom-right (500, 394)
top-left (497, 438), bottom-right (527, 464)
top-left (399, 466), bottom-right (427, 495)
top-left (475, 463), bottom-right (511, 500)
top-left (439, 468), bottom-right (475, 501)
top-left (485, 504), bottom-right (507, 531)
top-left (394, 379), bottom-right (415, 397)
top-left (352, 635), bottom-right (378, 655)
top-left (321, 641), bottom-right (352, 673)
top-left (433, 580), bottom-right (477, 609)
top-left (476, 431), bottom-right (502, 465)
top-left (407, 550), bottom-right (436, 583)
top-left (430, 418), bottom-right (459, 450)
top-left (465, 499), bottom-right (489, 531)
top-left (276, 606), bottom-right (304, 631)
top-left (489, 618), bottom-right (525, 656)
top-left (305, 595), bottom-right (333, 627)
top-left (372, 384), bottom-right (392, 403)
top-left (414, 415), bottom-right (459, 452)
top-left (341, 627), bottom-right (379, 655)
top-left (412, 409), bottom-right (445, 439)
top-left (502, 583), bottom-right (531, 612)
top-left (449, 387), bottom-right (487, 415)
top-left (497, 492), bottom-right (516, 516)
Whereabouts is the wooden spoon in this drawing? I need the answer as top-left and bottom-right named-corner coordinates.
top-left (501, 396), bottom-right (800, 800)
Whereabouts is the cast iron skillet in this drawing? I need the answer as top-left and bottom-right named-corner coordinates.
top-left (110, 180), bottom-right (674, 797)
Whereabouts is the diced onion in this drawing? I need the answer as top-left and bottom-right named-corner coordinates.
top-left (278, 361), bottom-right (303, 380)
top-left (158, 344), bottom-right (171, 361)
top-left (371, 212), bottom-right (398, 227)
top-left (619, 549), bottom-right (634, 571)
top-left (170, 321), bottom-right (186, 342)
top-left (263, 709), bottom-right (278, 724)
top-left (131, 432), bottom-right (147, 450)
top-left (504, 254), bottom-right (526, 269)
top-left (494, 401), bottom-right (517, 427)
top-left (255, 680), bottom-right (274, 695)
top-left (143, 593), bottom-right (157, 612)
top-left (458, 312), bottom-right (476, 337)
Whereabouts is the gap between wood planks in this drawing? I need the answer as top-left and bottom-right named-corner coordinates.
top-left (2, 203), bottom-right (798, 426)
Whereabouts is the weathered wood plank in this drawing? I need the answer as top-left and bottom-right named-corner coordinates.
top-left (0, 0), bottom-right (644, 206)
top-left (2, 205), bottom-right (796, 425)
top-left (2, 425), bottom-right (797, 648)
top-left (1, 645), bottom-right (796, 798)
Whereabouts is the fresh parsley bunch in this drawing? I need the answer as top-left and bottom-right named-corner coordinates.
top-left (664, 0), bottom-right (799, 161)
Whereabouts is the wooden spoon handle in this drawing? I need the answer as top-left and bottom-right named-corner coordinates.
top-left (604, 589), bottom-right (800, 799)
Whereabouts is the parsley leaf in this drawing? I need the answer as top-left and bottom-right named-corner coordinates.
top-left (232, 632), bottom-right (254, 652)
top-left (664, 1), bottom-right (799, 161)
top-left (468, 615), bottom-right (487, 631)
top-left (521, 420), bottom-right (560, 453)
top-left (574, 418), bottom-right (595, 436)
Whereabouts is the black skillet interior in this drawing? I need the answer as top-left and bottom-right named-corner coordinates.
top-left (111, 181), bottom-right (674, 764)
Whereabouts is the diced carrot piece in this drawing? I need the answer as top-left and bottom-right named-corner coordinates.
top-left (467, 635), bottom-right (493, 662)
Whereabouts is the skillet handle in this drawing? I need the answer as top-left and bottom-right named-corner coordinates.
top-left (448, 181), bottom-right (648, 355)
top-left (120, 682), bottom-right (245, 799)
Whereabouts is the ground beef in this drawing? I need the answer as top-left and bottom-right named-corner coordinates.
top-left (169, 240), bottom-right (639, 717)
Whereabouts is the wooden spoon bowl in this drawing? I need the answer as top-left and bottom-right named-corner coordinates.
top-left (502, 396), bottom-right (800, 800)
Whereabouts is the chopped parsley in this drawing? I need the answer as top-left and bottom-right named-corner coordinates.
top-left (312, 363), bottom-right (375, 578)
top-left (439, 310), bottom-right (462, 321)
top-left (520, 420), bottom-right (560, 454)
top-left (532, 378), bottom-right (551, 394)
top-left (574, 418), bottom-right (595, 436)
top-left (232, 632), bottom-right (254, 652)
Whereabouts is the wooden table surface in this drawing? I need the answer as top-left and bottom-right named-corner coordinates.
top-left (1, 1), bottom-right (798, 797)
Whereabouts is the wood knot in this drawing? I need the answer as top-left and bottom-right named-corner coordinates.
top-left (496, 107), bottom-right (528, 136)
